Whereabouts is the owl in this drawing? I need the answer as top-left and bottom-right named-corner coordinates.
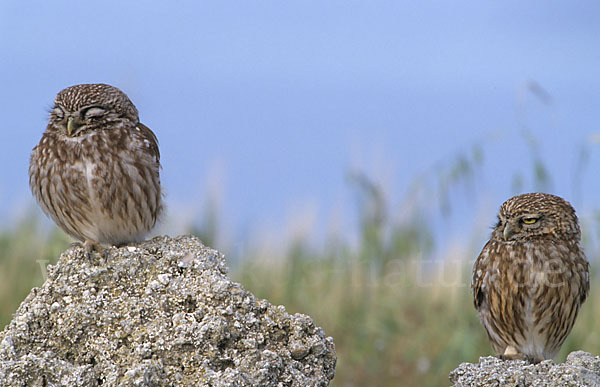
top-left (29, 83), bottom-right (163, 252)
top-left (472, 193), bottom-right (589, 363)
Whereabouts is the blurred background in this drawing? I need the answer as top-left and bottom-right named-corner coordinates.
top-left (1, 1), bottom-right (599, 385)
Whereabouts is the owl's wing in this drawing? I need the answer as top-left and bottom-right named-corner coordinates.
top-left (580, 257), bottom-right (590, 304)
top-left (137, 123), bottom-right (160, 162)
top-left (472, 242), bottom-right (491, 310)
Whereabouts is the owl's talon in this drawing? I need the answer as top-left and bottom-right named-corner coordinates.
top-left (83, 240), bottom-right (102, 252)
top-left (80, 240), bottom-right (107, 260)
top-left (499, 346), bottom-right (526, 362)
top-left (499, 353), bottom-right (540, 364)
top-left (69, 241), bottom-right (84, 249)
top-left (525, 355), bottom-right (541, 364)
top-left (499, 353), bottom-right (525, 361)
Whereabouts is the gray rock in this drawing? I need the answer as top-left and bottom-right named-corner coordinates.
top-left (450, 351), bottom-right (600, 387)
top-left (0, 235), bottom-right (336, 386)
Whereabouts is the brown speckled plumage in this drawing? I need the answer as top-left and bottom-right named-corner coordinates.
top-left (472, 193), bottom-right (589, 362)
top-left (29, 84), bottom-right (162, 249)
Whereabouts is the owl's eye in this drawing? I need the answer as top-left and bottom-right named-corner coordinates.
top-left (522, 217), bottom-right (538, 225)
top-left (83, 107), bottom-right (107, 120)
top-left (52, 106), bottom-right (64, 120)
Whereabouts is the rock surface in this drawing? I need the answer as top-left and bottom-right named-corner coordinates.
top-left (450, 351), bottom-right (600, 387)
top-left (0, 235), bottom-right (336, 386)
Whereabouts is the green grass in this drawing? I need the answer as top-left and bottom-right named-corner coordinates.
top-left (0, 216), bottom-right (68, 328)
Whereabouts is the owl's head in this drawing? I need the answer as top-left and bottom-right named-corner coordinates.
top-left (492, 193), bottom-right (580, 242)
top-left (49, 83), bottom-right (139, 137)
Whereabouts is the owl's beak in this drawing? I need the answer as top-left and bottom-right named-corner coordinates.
top-left (66, 117), bottom-right (83, 136)
top-left (503, 222), bottom-right (517, 241)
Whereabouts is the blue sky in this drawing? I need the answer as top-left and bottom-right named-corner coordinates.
top-left (1, 1), bottom-right (599, 250)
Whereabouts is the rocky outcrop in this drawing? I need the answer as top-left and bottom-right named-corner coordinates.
top-left (450, 351), bottom-right (600, 387)
top-left (0, 235), bottom-right (336, 386)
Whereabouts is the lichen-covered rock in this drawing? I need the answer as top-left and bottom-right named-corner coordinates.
top-left (449, 351), bottom-right (600, 387)
top-left (0, 235), bottom-right (336, 386)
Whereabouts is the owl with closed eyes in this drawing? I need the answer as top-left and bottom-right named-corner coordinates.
top-left (29, 83), bottom-right (163, 252)
top-left (472, 193), bottom-right (589, 363)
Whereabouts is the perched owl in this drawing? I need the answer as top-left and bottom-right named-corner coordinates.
top-left (472, 193), bottom-right (589, 363)
top-left (29, 83), bottom-right (163, 252)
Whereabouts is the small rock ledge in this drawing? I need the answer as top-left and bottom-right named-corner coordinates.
top-left (450, 351), bottom-right (600, 386)
top-left (0, 235), bottom-right (336, 386)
